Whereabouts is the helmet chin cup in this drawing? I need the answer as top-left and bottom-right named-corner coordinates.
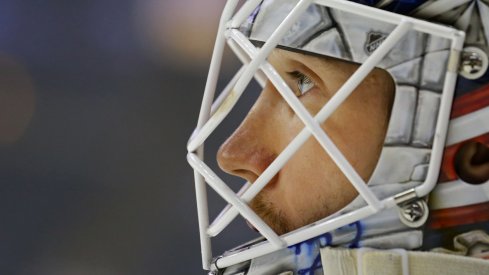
top-left (460, 46), bottom-right (489, 80)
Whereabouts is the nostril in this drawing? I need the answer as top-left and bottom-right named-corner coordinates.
top-left (233, 169), bottom-right (259, 183)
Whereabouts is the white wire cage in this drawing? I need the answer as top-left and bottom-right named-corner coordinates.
top-left (187, 0), bottom-right (465, 270)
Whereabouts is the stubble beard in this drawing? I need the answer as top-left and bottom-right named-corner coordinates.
top-left (248, 189), bottom-right (339, 236)
top-left (249, 191), bottom-right (291, 235)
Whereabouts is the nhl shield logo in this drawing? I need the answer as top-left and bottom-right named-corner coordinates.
top-left (364, 31), bottom-right (387, 55)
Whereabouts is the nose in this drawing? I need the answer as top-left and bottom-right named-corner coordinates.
top-left (217, 83), bottom-right (280, 183)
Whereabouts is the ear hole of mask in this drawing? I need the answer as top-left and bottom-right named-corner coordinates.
top-left (454, 141), bottom-right (489, 184)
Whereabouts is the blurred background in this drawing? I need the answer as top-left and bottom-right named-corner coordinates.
top-left (0, 0), bottom-right (259, 274)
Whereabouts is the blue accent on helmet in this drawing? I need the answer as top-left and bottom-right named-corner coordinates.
top-left (349, 0), bottom-right (427, 15)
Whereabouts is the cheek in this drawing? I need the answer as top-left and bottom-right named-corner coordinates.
top-left (279, 137), bottom-right (358, 225)
top-left (325, 96), bottom-right (389, 180)
top-left (266, 87), bottom-right (388, 228)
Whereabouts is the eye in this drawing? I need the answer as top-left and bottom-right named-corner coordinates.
top-left (288, 71), bottom-right (316, 96)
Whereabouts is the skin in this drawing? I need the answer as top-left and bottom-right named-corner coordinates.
top-left (217, 49), bottom-right (395, 235)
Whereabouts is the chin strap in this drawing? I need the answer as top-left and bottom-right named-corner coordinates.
top-left (321, 247), bottom-right (489, 275)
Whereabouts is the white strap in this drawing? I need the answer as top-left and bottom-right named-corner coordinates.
top-left (321, 247), bottom-right (489, 275)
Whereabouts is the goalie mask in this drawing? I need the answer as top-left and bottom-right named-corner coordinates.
top-left (187, 0), bottom-right (489, 274)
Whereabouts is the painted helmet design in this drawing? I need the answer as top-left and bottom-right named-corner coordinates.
top-left (187, 0), bottom-right (489, 273)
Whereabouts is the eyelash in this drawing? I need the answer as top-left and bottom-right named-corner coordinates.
top-left (288, 71), bottom-right (316, 96)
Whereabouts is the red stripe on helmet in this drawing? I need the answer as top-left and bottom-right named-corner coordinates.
top-left (428, 201), bottom-right (489, 229)
top-left (450, 84), bottom-right (489, 119)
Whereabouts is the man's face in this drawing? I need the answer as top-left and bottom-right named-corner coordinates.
top-left (217, 49), bottom-right (394, 235)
